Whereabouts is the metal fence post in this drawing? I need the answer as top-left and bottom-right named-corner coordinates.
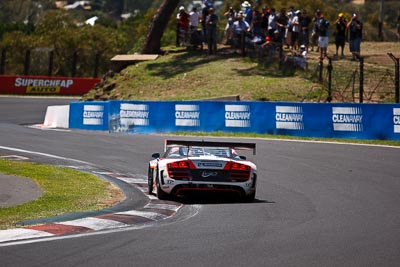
top-left (388, 53), bottom-right (399, 103)
top-left (326, 57), bottom-right (333, 102)
top-left (359, 57), bottom-right (364, 103)
top-left (318, 58), bottom-right (323, 83)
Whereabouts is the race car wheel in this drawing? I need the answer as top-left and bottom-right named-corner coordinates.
top-left (147, 165), bottom-right (153, 195)
top-left (243, 191), bottom-right (256, 203)
top-left (156, 169), bottom-right (169, 200)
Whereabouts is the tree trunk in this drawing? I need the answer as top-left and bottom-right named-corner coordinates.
top-left (141, 0), bottom-right (180, 54)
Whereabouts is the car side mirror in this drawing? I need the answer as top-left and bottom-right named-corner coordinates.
top-left (152, 153), bottom-right (160, 159)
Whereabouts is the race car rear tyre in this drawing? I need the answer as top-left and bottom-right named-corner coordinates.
top-left (156, 171), bottom-right (169, 200)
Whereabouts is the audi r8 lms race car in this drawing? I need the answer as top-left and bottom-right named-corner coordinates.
top-left (148, 140), bottom-right (257, 202)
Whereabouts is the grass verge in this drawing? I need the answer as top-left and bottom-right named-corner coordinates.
top-left (0, 159), bottom-right (123, 230)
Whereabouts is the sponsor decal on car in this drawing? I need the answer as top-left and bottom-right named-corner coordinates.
top-left (275, 106), bottom-right (304, 130)
top-left (225, 105), bottom-right (251, 127)
top-left (332, 107), bottom-right (363, 132)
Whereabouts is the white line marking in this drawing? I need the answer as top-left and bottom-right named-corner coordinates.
top-left (0, 146), bottom-right (92, 165)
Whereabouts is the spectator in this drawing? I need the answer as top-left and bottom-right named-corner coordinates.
top-left (317, 14), bottom-right (330, 59)
top-left (287, 44), bottom-right (308, 70)
top-left (276, 8), bottom-right (289, 46)
top-left (291, 10), bottom-right (301, 51)
top-left (224, 6), bottom-right (237, 45)
top-left (232, 12), bottom-right (250, 52)
top-left (177, 6), bottom-right (190, 46)
top-left (286, 8), bottom-right (294, 49)
top-left (201, 1), bottom-right (210, 39)
top-left (267, 8), bottom-right (277, 37)
top-left (334, 13), bottom-right (347, 58)
top-left (347, 13), bottom-right (363, 61)
top-left (251, 7), bottom-right (262, 36)
top-left (206, 7), bottom-right (218, 55)
top-left (310, 9), bottom-right (322, 52)
top-left (299, 10), bottom-right (311, 51)
top-left (190, 6), bottom-right (200, 31)
top-left (242, 1), bottom-right (252, 25)
top-left (260, 7), bottom-right (270, 37)
top-left (261, 29), bottom-right (282, 53)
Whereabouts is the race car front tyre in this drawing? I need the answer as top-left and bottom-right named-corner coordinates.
top-left (147, 166), bottom-right (153, 195)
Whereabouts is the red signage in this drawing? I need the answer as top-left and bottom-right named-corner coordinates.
top-left (0, 75), bottom-right (100, 95)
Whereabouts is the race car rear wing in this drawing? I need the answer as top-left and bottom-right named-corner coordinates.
top-left (164, 139), bottom-right (256, 155)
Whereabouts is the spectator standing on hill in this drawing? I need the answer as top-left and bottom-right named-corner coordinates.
top-left (347, 13), bottom-right (363, 61)
top-left (286, 8), bottom-right (294, 49)
top-left (232, 12), bottom-right (250, 52)
top-left (299, 10), bottom-right (311, 51)
top-left (206, 7), bottom-right (218, 55)
top-left (242, 1), bottom-right (252, 25)
top-left (177, 6), bottom-right (190, 46)
top-left (251, 7), bottom-right (262, 36)
top-left (291, 10), bottom-right (301, 51)
top-left (267, 8), bottom-right (277, 37)
top-left (310, 9), bottom-right (322, 52)
top-left (260, 7), bottom-right (270, 37)
top-left (317, 14), bottom-right (330, 59)
top-left (201, 2), bottom-right (210, 39)
top-left (224, 6), bottom-right (237, 45)
top-left (190, 6), bottom-right (200, 31)
top-left (276, 8), bottom-right (289, 46)
top-left (334, 13), bottom-right (347, 57)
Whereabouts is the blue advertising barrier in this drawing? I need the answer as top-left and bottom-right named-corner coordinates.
top-left (68, 100), bottom-right (400, 140)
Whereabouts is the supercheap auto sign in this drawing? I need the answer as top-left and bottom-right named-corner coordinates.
top-left (0, 75), bottom-right (100, 95)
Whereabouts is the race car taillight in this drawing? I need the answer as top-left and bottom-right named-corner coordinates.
top-left (224, 162), bottom-right (251, 181)
top-left (167, 160), bottom-right (195, 179)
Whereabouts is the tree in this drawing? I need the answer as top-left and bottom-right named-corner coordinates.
top-left (141, 0), bottom-right (180, 54)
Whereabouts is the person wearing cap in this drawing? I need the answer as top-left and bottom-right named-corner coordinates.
top-left (334, 13), bottom-right (347, 57)
top-left (241, 1), bottom-right (252, 25)
top-left (316, 14), bottom-right (330, 59)
top-left (177, 6), bottom-right (190, 46)
top-left (347, 13), bottom-right (363, 61)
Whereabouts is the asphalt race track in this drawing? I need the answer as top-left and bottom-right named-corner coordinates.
top-left (1, 96), bottom-right (400, 267)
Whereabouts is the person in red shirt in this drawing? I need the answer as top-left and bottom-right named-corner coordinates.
top-left (178, 6), bottom-right (190, 46)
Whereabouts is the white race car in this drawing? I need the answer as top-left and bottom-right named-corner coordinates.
top-left (148, 140), bottom-right (257, 202)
